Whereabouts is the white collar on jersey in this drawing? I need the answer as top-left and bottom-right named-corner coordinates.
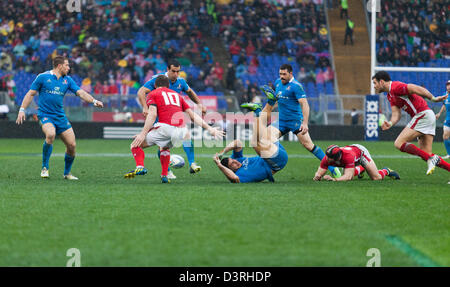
top-left (289, 77), bottom-right (295, 83)
top-left (388, 81), bottom-right (392, 93)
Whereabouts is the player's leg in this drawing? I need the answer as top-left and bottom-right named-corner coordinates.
top-left (182, 131), bottom-right (201, 174)
top-left (125, 132), bottom-right (152, 178)
top-left (354, 165), bottom-right (365, 178)
top-left (40, 122), bottom-right (56, 178)
top-left (443, 125), bottom-right (450, 158)
top-left (296, 132), bottom-right (341, 178)
top-left (364, 161), bottom-right (399, 180)
top-left (394, 127), bottom-right (431, 160)
top-left (418, 133), bottom-right (450, 172)
top-left (159, 147), bottom-right (171, 183)
top-left (59, 128), bottom-right (78, 180)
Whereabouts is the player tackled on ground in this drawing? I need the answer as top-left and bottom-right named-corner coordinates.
top-left (313, 144), bottom-right (400, 181)
top-left (372, 71), bottom-right (450, 175)
top-left (16, 56), bottom-right (103, 179)
top-left (259, 64), bottom-right (341, 178)
top-left (213, 103), bottom-right (288, 183)
top-left (125, 75), bottom-right (224, 183)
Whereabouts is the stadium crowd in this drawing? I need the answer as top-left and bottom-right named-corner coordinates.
top-left (373, 0), bottom-right (449, 67)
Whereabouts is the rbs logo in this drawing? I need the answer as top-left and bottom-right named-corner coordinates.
top-left (365, 96), bottom-right (379, 141)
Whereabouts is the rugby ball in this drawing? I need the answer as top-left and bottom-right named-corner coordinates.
top-left (170, 154), bottom-right (185, 169)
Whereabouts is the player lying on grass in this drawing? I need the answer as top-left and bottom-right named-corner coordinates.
top-left (259, 64), bottom-right (341, 179)
top-left (213, 103), bottom-right (288, 183)
top-left (313, 144), bottom-right (400, 181)
top-left (125, 75), bottom-right (224, 183)
top-left (373, 71), bottom-right (450, 175)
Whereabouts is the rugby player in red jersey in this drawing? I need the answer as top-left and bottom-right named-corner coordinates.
top-left (372, 71), bottom-right (450, 175)
top-left (313, 144), bottom-right (400, 181)
top-left (124, 75), bottom-right (224, 183)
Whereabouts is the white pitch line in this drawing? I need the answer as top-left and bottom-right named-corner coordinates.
top-left (0, 153), bottom-right (420, 159)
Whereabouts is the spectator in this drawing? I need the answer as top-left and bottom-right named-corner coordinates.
top-left (340, 0), bottom-right (348, 20)
top-left (344, 16), bottom-right (354, 45)
top-left (351, 108), bottom-right (359, 125)
top-left (225, 63), bottom-right (236, 91)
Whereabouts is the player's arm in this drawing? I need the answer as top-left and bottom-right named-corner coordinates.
top-left (16, 89), bottom-right (38, 125)
top-left (137, 86), bottom-right (151, 117)
top-left (381, 105), bottom-right (401, 130)
top-left (131, 105), bottom-right (157, 148)
top-left (218, 139), bottom-right (243, 158)
top-left (185, 108), bottom-right (225, 139)
top-left (313, 166), bottom-right (328, 181)
top-left (298, 98), bottom-right (309, 135)
top-left (186, 88), bottom-right (206, 116)
top-left (436, 104), bottom-right (446, 119)
top-left (407, 84), bottom-right (448, 102)
top-left (323, 168), bottom-right (354, 182)
top-left (76, 89), bottom-right (103, 107)
top-left (213, 154), bottom-right (240, 183)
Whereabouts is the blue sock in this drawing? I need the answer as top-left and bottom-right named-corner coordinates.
top-left (158, 149), bottom-right (171, 172)
top-left (254, 108), bottom-right (261, 117)
top-left (183, 140), bottom-right (195, 166)
top-left (42, 141), bottom-right (53, 169)
top-left (64, 153), bottom-right (75, 176)
top-left (311, 145), bottom-right (337, 174)
top-left (445, 139), bottom-right (450, 156)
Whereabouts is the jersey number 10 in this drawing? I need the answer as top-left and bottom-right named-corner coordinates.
top-left (162, 91), bottom-right (180, 107)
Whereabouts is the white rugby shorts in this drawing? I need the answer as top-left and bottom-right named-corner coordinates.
top-left (406, 109), bottom-right (436, 136)
top-left (145, 122), bottom-right (188, 148)
top-left (348, 144), bottom-right (373, 167)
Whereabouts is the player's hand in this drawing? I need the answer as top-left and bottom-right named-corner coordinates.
top-left (323, 175), bottom-right (334, 181)
top-left (131, 133), bottom-right (146, 148)
top-left (313, 174), bottom-right (321, 181)
top-left (16, 111), bottom-right (26, 125)
top-left (213, 154), bottom-right (221, 165)
top-left (381, 120), bottom-right (392, 131)
top-left (94, 100), bottom-right (104, 108)
top-left (436, 113), bottom-right (441, 120)
top-left (142, 107), bottom-right (149, 118)
top-left (198, 104), bottom-right (207, 117)
top-left (431, 95), bottom-right (448, 102)
top-left (209, 127), bottom-right (225, 140)
top-left (217, 151), bottom-right (225, 160)
top-left (299, 123), bottom-right (309, 135)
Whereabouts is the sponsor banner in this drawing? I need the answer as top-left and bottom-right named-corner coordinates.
top-left (365, 95), bottom-right (379, 141)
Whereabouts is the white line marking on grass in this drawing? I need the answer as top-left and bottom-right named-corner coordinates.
top-left (0, 153), bottom-right (418, 159)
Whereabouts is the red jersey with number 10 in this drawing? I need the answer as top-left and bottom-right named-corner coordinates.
top-left (387, 81), bottom-right (430, 118)
top-left (146, 87), bottom-right (190, 127)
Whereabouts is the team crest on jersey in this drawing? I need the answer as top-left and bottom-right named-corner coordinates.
top-left (287, 86), bottom-right (291, 91)
top-left (43, 117), bottom-right (48, 121)
top-left (178, 84), bottom-right (181, 89)
top-left (63, 79), bottom-right (67, 84)
top-left (47, 79), bottom-right (51, 83)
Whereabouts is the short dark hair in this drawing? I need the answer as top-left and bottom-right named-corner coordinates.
top-left (220, 157), bottom-right (230, 169)
top-left (53, 56), bottom-right (67, 68)
top-left (279, 64), bottom-right (293, 73)
top-left (372, 71), bottom-right (391, 82)
top-left (167, 59), bottom-right (181, 69)
top-left (325, 145), bottom-right (342, 161)
top-left (155, 75), bottom-right (170, 88)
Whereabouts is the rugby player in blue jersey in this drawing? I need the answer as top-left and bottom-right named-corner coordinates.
top-left (137, 60), bottom-right (206, 179)
top-left (213, 103), bottom-right (288, 183)
top-left (16, 56), bottom-right (104, 179)
top-left (259, 64), bottom-right (341, 178)
top-left (436, 80), bottom-right (450, 159)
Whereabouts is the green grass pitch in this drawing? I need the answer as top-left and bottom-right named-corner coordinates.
top-left (0, 138), bottom-right (449, 266)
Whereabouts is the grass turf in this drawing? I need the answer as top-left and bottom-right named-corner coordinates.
top-left (0, 139), bottom-right (449, 266)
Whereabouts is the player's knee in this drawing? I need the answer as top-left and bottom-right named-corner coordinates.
top-left (444, 133), bottom-right (450, 140)
top-left (67, 141), bottom-right (76, 152)
top-left (45, 133), bottom-right (56, 143)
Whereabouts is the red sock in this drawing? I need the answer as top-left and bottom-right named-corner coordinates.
top-left (437, 156), bottom-right (450, 172)
top-left (378, 168), bottom-right (388, 179)
top-left (400, 143), bottom-right (431, 162)
top-left (354, 166), bottom-right (365, 176)
top-left (160, 149), bottom-right (170, 176)
top-left (131, 147), bottom-right (145, 167)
